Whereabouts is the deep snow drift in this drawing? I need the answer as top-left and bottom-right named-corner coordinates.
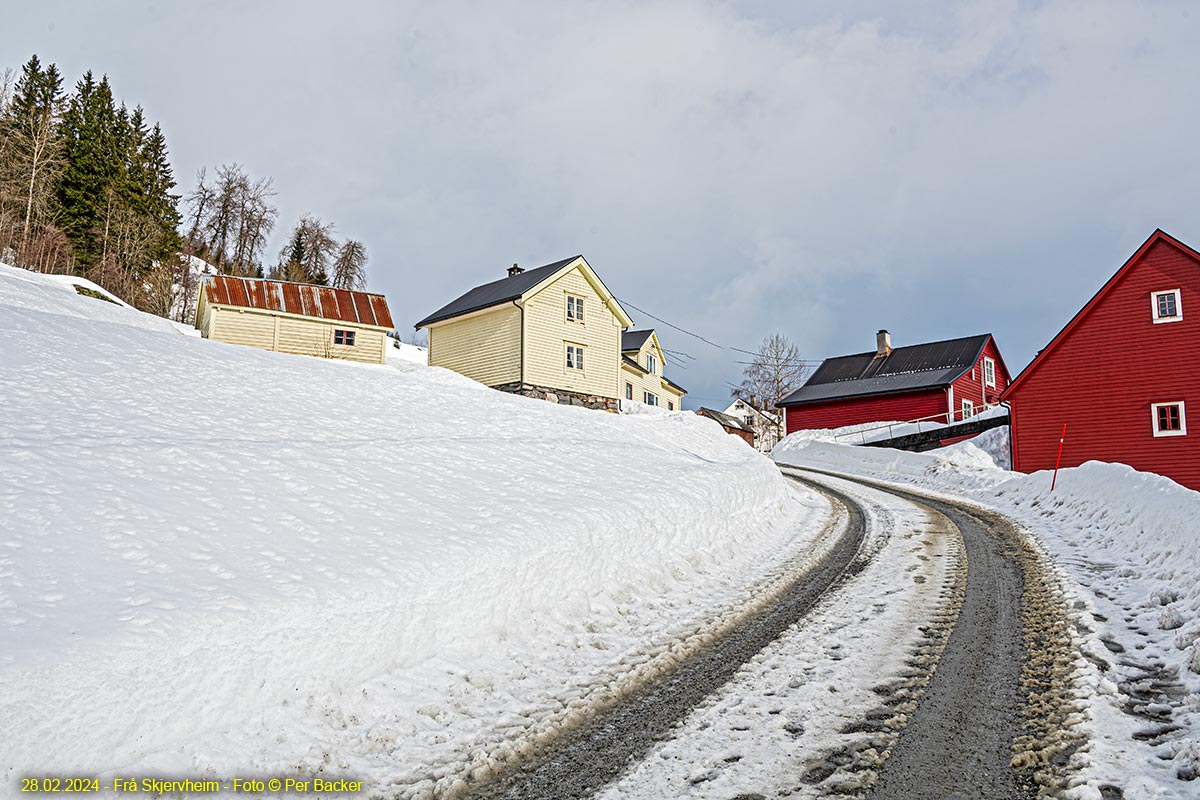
top-left (774, 431), bottom-right (1200, 798)
top-left (0, 263), bottom-right (822, 797)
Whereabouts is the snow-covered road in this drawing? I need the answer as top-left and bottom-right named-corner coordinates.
top-left (485, 469), bottom-right (1079, 800)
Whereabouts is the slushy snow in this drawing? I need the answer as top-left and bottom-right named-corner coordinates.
top-left (774, 430), bottom-right (1200, 797)
top-left (0, 262), bottom-right (823, 797)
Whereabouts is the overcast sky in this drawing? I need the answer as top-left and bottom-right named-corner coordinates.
top-left (9, 1), bottom-right (1200, 408)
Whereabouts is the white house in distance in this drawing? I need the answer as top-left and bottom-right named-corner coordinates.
top-left (723, 398), bottom-right (782, 453)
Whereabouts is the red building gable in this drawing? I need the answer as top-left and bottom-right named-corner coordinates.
top-left (780, 331), bottom-right (1011, 435)
top-left (1003, 230), bottom-right (1200, 491)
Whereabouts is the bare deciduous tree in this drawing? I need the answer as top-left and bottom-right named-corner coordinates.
top-left (273, 214), bottom-right (337, 284)
top-left (331, 239), bottom-right (367, 289)
top-left (732, 333), bottom-right (810, 443)
top-left (184, 163), bottom-right (277, 275)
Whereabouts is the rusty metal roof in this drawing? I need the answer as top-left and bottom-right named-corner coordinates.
top-left (203, 275), bottom-right (394, 329)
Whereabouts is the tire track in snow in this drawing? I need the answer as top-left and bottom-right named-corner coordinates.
top-left (795, 470), bottom-right (1081, 800)
top-left (455, 476), bottom-right (873, 800)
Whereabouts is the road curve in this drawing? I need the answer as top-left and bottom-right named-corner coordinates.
top-left (459, 476), bottom-right (871, 800)
top-left (790, 469), bottom-right (1040, 800)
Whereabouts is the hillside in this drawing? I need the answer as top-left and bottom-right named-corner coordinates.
top-left (0, 264), bottom-right (821, 795)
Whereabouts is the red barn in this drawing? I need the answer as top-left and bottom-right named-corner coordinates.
top-left (779, 331), bottom-right (1011, 435)
top-left (1003, 229), bottom-right (1200, 491)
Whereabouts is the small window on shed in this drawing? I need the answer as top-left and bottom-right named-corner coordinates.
top-left (1152, 401), bottom-right (1186, 437)
top-left (334, 329), bottom-right (356, 346)
top-left (1151, 289), bottom-right (1182, 323)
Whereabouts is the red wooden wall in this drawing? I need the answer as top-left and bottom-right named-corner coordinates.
top-left (1005, 236), bottom-right (1200, 491)
top-left (948, 337), bottom-right (1010, 414)
top-left (785, 389), bottom-right (948, 434)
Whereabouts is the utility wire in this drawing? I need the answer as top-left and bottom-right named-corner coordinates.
top-left (618, 297), bottom-right (729, 350)
top-left (618, 295), bottom-right (823, 363)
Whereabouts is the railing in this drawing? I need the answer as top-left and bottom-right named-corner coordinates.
top-left (832, 403), bottom-right (1008, 446)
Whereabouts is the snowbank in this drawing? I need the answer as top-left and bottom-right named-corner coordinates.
top-left (0, 263), bottom-right (820, 795)
top-left (774, 431), bottom-right (1200, 796)
top-left (386, 338), bottom-right (428, 366)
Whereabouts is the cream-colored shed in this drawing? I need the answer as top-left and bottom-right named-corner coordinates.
top-left (195, 275), bottom-right (394, 365)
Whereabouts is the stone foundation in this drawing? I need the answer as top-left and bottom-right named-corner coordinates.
top-left (492, 382), bottom-right (620, 412)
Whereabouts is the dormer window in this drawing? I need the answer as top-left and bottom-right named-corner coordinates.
top-left (1151, 289), bottom-right (1182, 323)
top-left (983, 357), bottom-right (996, 388)
top-left (566, 295), bottom-right (584, 322)
top-left (646, 353), bottom-right (657, 374)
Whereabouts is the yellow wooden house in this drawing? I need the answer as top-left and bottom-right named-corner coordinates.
top-left (415, 256), bottom-right (636, 410)
top-left (620, 329), bottom-right (686, 410)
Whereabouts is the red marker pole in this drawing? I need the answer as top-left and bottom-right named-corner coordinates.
top-left (1050, 423), bottom-right (1067, 492)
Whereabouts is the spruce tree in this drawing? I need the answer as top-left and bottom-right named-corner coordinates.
top-left (58, 71), bottom-right (120, 270)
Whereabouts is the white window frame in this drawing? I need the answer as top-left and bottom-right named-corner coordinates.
top-left (961, 399), bottom-right (975, 420)
top-left (1151, 289), bottom-right (1183, 324)
top-left (646, 353), bottom-right (657, 374)
top-left (983, 357), bottom-right (996, 388)
top-left (566, 294), bottom-right (584, 322)
top-left (566, 343), bottom-right (584, 371)
top-left (1151, 401), bottom-right (1187, 437)
top-left (643, 391), bottom-right (658, 406)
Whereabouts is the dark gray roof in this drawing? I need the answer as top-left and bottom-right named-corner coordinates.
top-left (697, 407), bottom-right (749, 431)
top-left (778, 334), bottom-right (992, 406)
top-left (414, 256), bottom-right (580, 328)
top-left (621, 329), bottom-right (654, 352)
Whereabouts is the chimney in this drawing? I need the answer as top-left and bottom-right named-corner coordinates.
top-left (876, 329), bottom-right (892, 357)
top-left (507, 262), bottom-right (524, 277)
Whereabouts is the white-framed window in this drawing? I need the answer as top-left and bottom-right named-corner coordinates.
top-left (961, 399), bottom-right (975, 420)
top-left (983, 357), bottom-right (996, 388)
top-left (334, 329), bottom-right (356, 346)
top-left (566, 344), bottom-right (584, 371)
top-left (1151, 289), bottom-right (1182, 323)
top-left (643, 391), bottom-right (658, 406)
top-left (625, 382), bottom-right (633, 400)
top-left (566, 295), bottom-right (584, 322)
top-left (646, 353), bottom-right (657, 374)
top-left (1151, 401), bottom-right (1187, 437)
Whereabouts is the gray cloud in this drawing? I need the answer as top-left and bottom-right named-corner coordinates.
top-left (8, 0), bottom-right (1200, 406)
